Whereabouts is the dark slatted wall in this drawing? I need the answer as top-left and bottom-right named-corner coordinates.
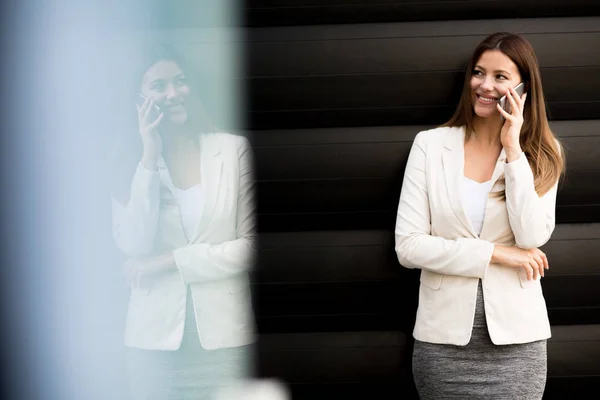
top-left (243, 2), bottom-right (600, 398)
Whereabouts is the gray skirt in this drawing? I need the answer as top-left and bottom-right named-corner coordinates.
top-left (412, 280), bottom-right (547, 400)
top-left (127, 289), bottom-right (254, 400)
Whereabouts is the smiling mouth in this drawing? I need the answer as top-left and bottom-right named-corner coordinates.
top-left (164, 103), bottom-right (184, 111)
top-left (476, 94), bottom-right (498, 104)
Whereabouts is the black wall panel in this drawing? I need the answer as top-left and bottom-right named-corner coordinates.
top-left (245, 9), bottom-right (600, 399)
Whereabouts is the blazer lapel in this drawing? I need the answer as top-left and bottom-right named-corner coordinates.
top-left (490, 148), bottom-right (507, 186)
top-left (442, 127), bottom-right (477, 238)
top-left (189, 133), bottom-right (222, 243)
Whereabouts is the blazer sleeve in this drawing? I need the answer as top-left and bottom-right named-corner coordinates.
top-left (172, 136), bottom-right (257, 283)
top-left (504, 151), bottom-right (559, 249)
top-left (111, 162), bottom-right (161, 257)
top-left (394, 131), bottom-right (495, 278)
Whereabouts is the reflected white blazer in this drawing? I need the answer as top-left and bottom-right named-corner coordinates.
top-left (395, 126), bottom-right (559, 346)
top-left (112, 132), bottom-right (257, 351)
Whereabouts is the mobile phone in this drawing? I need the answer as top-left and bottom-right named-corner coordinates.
top-left (498, 82), bottom-right (525, 118)
top-left (138, 93), bottom-right (161, 116)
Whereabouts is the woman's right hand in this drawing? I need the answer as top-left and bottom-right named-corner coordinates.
top-left (491, 245), bottom-right (549, 281)
top-left (137, 96), bottom-right (164, 170)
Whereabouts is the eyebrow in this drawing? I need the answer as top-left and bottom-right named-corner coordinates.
top-left (148, 74), bottom-right (186, 85)
top-left (474, 65), bottom-right (512, 75)
top-left (147, 78), bottom-right (165, 86)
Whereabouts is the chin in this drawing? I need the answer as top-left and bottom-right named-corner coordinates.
top-left (473, 104), bottom-right (498, 119)
top-left (168, 113), bottom-right (188, 125)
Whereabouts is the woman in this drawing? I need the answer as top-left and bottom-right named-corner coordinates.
top-left (110, 43), bottom-right (257, 400)
top-left (395, 32), bottom-right (565, 399)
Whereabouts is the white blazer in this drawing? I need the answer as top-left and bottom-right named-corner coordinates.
top-left (112, 132), bottom-right (257, 351)
top-left (395, 126), bottom-right (559, 346)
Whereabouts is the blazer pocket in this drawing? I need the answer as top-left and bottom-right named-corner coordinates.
top-left (517, 269), bottom-right (539, 289)
top-left (420, 270), bottom-right (444, 291)
top-left (228, 280), bottom-right (249, 295)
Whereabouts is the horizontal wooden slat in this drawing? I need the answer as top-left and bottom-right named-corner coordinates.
top-left (257, 224), bottom-right (600, 246)
top-left (251, 120), bottom-right (600, 146)
top-left (248, 101), bottom-right (600, 129)
top-left (256, 171), bottom-right (600, 218)
top-left (252, 125), bottom-right (418, 146)
top-left (257, 179), bottom-right (396, 214)
top-left (544, 377), bottom-right (600, 400)
top-left (254, 239), bottom-right (600, 282)
top-left (255, 143), bottom-right (410, 180)
top-left (257, 211), bottom-right (392, 232)
top-left (255, 307), bottom-right (600, 333)
top-left (253, 282), bottom-right (408, 316)
top-left (542, 276), bottom-right (600, 308)
top-left (259, 338), bottom-right (408, 384)
top-left (258, 330), bottom-right (407, 350)
top-left (254, 245), bottom-right (400, 283)
top-left (555, 205), bottom-right (600, 225)
top-left (252, 277), bottom-right (600, 316)
top-left (560, 136), bottom-right (600, 171)
top-left (258, 229), bottom-right (392, 249)
top-left (249, 72), bottom-right (460, 111)
top-left (253, 130), bottom-right (599, 182)
top-left (253, 225), bottom-right (600, 283)
top-left (546, 308), bottom-right (600, 326)
top-left (556, 171), bottom-right (600, 205)
top-left (246, 17), bottom-right (600, 42)
top-left (257, 206), bottom-right (600, 232)
top-left (246, 2), bottom-right (600, 27)
top-left (249, 68), bottom-right (600, 112)
top-left (547, 223), bottom-right (600, 240)
top-left (248, 33), bottom-right (600, 77)
top-left (256, 314), bottom-right (411, 334)
top-left (541, 240), bottom-right (600, 276)
top-left (249, 0), bottom-right (487, 7)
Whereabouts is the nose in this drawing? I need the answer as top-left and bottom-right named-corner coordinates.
top-left (165, 83), bottom-right (178, 99)
top-left (480, 76), bottom-right (494, 92)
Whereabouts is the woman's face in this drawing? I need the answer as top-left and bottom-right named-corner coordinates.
top-left (469, 50), bottom-right (522, 119)
top-left (140, 60), bottom-right (190, 125)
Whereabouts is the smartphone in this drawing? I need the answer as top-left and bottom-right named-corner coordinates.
top-left (138, 93), bottom-right (161, 117)
top-left (498, 82), bottom-right (525, 119)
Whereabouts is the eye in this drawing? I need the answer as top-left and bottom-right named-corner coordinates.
top-left (174, 76), bottom-right (187, 86)
top-left (472, 69), bottom-right (483, 76)
top-left (495, 74), bottom-right (508, 80)
top-left (151, 82), bottom-right (165, 92)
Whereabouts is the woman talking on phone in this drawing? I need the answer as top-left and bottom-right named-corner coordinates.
top-left (109, 44), bottom-right (256, 400)
top-left (394, 32), bottom-right (565, 399)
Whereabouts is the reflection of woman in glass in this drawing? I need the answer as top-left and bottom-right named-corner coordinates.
top-left (110, 44), bottom-right (256, 400)
top-left (395, 32), bottom-right (565, 399)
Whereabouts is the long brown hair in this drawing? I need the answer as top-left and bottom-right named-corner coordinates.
top-left (442, 32), bottom-right (565, 196)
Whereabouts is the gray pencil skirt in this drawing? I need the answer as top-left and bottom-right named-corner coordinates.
top-left (412, 281), bottom-right (547, 400)
top-left (126, 290), bottom-right (254, 400)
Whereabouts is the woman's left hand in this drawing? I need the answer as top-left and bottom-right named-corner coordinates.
top-left (497, 86), bottom-right (527, 162)
top-left (123, 252), bottom-right (176, 292)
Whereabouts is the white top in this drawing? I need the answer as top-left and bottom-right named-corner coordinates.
top-left (174, 183), bottom-right (204, 240)
top-left (461, 177), bottom-right (494, 236)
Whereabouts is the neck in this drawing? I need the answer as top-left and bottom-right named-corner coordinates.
top-left (470, 115), bottom-right (503, 149)
top-left (161, 122), bottom-right (198, 156)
